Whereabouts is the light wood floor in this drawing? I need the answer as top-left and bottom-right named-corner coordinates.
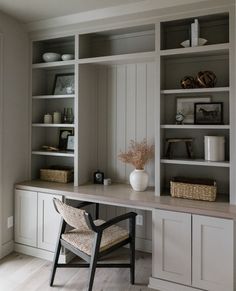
top-left (0, 250), bottom-right (155, 291)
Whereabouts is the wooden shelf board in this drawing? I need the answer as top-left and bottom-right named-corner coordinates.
top-left (32, 151), bottom-right (74, 157)
top-left (32, 123), bottom-right (74, 128)
top-left (32, 94), bottom-right (75, 99)
top-left (161, 158), bottom-right (230, 167)
top-left (161, 124), bottom-right (230, 129)
top-left (160, 43), bottom-right (230, 58)
top-left (32, 60), bottom-right (75, 69)
top-left (161, 87), bottom-right (230, 94)
top-left (78, 51), bottom-right (156, 65)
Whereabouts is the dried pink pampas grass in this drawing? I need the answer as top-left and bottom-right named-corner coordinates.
top-left (118, 139), bottom-right (154, 170)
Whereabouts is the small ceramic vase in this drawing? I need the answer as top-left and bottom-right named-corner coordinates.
top-left (129, 169), bottom-right (149, 192)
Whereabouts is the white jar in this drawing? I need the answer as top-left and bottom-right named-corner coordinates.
top-left (204, 136), bottom-right (225, 161)
top-left (53, 112), bottom-right (61, 124)
top-left (44, 113), bottom-right (52, 124)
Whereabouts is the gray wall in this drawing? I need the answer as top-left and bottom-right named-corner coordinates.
top-left (0, 11), bottom-right (29, 258)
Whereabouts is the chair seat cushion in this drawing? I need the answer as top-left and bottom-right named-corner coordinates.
top-left (62, 219), bottom-right (129, 255)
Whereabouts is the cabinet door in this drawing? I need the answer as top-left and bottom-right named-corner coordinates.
top-left (192, 215), bottom-right (234, 291)
top-left (152, 209), bottom-right (191, 285)
top-left (38, 192), bottom-right (62, 252)
top-left (15, 189), bottom-right (37, 247)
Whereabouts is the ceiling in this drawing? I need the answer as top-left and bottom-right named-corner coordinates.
top-left (0, 0), bottom-right (143, 23)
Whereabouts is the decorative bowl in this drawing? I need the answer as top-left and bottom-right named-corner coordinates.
top-left (180, 38), bottom-right (207, 48)
top-left (42, 52), bottom-right (61, 62)
top-left (61, 54), bottom-right (74, 61)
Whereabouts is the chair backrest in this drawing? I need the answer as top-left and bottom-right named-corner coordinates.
top-left (53, 198), bottom-right (90, 231)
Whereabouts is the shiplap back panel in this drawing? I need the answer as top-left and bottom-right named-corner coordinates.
top-left (97, 62), bottom-right (155, 246)
top-left (97, 62), bottom-right (155, 185)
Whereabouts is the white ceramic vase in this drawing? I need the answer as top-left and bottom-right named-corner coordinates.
top-left (129, 169), bottom-right (149, 191)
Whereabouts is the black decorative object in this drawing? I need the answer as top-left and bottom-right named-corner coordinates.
top-left (194, 102), bottom-right (223, 124)
top-left (195, 71), bottom-right (217, 88)
top-left (93, 170), bottom-right (104, 184)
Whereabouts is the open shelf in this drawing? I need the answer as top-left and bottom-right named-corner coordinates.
top-left (32, 123), bottom-right (74, 128)
top-left (79, 24), bottom-right (155, 59)
top-left (160, 43), bottom-right (229, 58)
top-left (32, 94), bottom-right (75, 100)
top-left (161, 87), bottom-right (230, 94)
top-left (32, 150), bottom-right (74, 157)
top-left (161, 158), bottom-right (230, 167)
top-left (32, 60), bottom-right (75, 70)
top-left (161, 124), bottom-right (230, 129)
top-left (78, 51), bottom-right (156, 65)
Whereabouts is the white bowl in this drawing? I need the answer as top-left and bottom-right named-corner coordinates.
top-left (180, 38), bottom-right (207, 48)
top-left (42, 52), bottom-right (61, 62)
top-left (61, 54), bottom-right (74, 61)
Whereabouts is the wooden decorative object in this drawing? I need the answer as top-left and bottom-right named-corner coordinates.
top-left (180, 76), bottom-right (195, 89)
top-left (195, 70), bottom-right (217, 88)
top-left (165, 138), bottom-right (193, 158)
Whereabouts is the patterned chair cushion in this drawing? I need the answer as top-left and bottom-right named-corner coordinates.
top-left (62, 220), bottom-right (129, 255)
top-left (54, 198), bottom-right (90, 230)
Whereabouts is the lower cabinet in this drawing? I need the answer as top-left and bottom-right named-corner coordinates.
top-left (151, 209), bottom-right (234, 291)
top-left (15, 189), bottom-right (62, 254)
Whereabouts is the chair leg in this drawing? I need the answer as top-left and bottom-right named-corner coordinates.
top-left (130, 216), bottom-right (136, 285)
top-left (50, 219), bottom-right (66, 286)
top-left (50, 240), bottom-right (62, 286)
top-left (87, 232), bottom-right (102, 291)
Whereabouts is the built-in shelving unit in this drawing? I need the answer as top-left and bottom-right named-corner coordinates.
top-left (157, 11), bottom-right (232, 202)
top-left (31, 35), bottom-right (77, 183)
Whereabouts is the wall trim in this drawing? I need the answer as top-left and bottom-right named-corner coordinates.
top-left (149, 277), bottom-right (202, 291)
top-left (1, 240), bottom-right (14, 258)
top-left (14, 243), bottom-right (74, 263)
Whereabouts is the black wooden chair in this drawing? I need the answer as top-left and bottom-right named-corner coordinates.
top-left (50, 198), bottom-right (137, 291)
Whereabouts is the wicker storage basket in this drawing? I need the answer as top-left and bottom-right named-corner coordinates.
top-left (40, 166), bottom-right (73, 183)
top-left (170, 177), bottom-right (217, 202)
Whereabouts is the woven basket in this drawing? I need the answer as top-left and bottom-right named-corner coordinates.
top-left (170, 179), bottom-right (217, 202)
top-left (40, 168), bottom-right (73, 183)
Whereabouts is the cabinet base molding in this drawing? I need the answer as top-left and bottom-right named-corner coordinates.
top-left (14, 243), bottom-right (74, 263)
top-left (148, 277), bottom-right (203, 291)
top-left (1, 240), bottom-right (14, 259)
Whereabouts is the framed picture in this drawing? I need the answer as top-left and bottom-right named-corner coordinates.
top-left (67, 135), bottom-right (74, 151)
top-left (58, 129), bottom-right (74, 150)
top-left (53, 73), bottom-right (74, 95)
top-left (176, 97), bottom-right (211, 124)
top-left (194, 102), bottom-right (223, 124)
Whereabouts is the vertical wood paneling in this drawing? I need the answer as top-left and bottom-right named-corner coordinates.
top-left (126, 64), bottom-right (137, 180)
top-left (107, 67), bottom-right (117, 180)
top-left (97, 67), bottom-right (108, 174)
top-left (116, 65), bottom-right (127, 181)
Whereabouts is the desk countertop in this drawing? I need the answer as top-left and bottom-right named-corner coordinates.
top-left (15, 180), bottom-right (236, 219)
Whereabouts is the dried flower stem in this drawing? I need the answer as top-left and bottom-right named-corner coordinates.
top-left (118, 139), bottom-right (154, 170)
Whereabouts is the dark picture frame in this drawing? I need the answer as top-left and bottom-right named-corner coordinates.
top-left (58, 129), bottom-right (74, 150)
top-left (194, 102), bottom-right (223, 124)
top-left (52, 73), bottom-right (74, 95)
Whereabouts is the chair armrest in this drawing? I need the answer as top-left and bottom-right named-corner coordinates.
top-left (86, 212), bottom-right (137, 232)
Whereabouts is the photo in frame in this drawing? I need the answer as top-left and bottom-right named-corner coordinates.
top-left (67, 135), bottom-right (74, 151)
top-left (58, 129), bottom-right (74, 150)
top-left (176, 97), bottom-right (211, 124)
top-left (53, 73), bottom-right (74, 95)
top-left (194, 102), bottom-right (223, 124)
